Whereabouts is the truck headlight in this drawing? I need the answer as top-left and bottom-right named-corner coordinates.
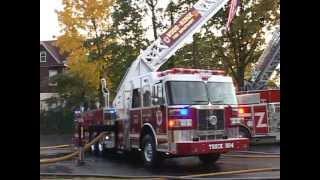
top-left (169, 119), bottom-right (192, 128)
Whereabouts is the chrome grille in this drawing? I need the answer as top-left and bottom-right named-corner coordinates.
top-left (199, 134), bottom-right (224, 140)
top-left (198, 109), bottom-right (224, 130)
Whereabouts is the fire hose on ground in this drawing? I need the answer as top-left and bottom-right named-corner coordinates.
top-left (40, 146), bottom-right (280, 158)
top-left (40, 133), bottom-right (279, 179)
top-left (40, 144), bottom-right (71, 150)
top-left (40, 132), bottom-right (279, 164)
top-left (40, 167), bottom-right (280, 179)
top-left (40, 132), bottom-right (107, 164)
top-left (179, 167), bottom-right (279, 179)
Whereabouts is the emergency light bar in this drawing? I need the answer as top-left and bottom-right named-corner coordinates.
top-left (157, 68), bottom-right (225, 77)
top-left (169, 108), bottom-right (190, 116)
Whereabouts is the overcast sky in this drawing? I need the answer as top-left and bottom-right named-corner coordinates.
top-left (40, 0), bottom-right (63, 41)
top-left (40, 0), bottom-right (170, 41)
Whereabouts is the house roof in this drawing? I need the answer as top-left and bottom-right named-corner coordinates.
top-left (40, 40), bottom-right (68, 64)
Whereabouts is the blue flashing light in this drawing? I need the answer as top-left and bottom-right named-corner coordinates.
top-left (180, 109), bottom-right (189, 116)
top-left (105, 108), bottom-right (116, 113)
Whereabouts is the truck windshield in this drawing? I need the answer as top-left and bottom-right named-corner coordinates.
top-left (166, 81), bottom-right (209, 105)
top-left (166, 81), bottom-right (237, 105)
top-left (207, 82), bottom-right (237, 105)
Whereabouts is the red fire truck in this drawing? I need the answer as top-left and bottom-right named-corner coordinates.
top-left (235, 89), bottom-right (280, 143)
top-left (75, 68), bottom-right (249, 167)
top-left (73, 0), bottom-right (249, 168)
top-left (234, 27), bottom-right (280, 143)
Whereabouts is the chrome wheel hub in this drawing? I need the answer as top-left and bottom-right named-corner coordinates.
top-left (144, 143), bottom-right (153, 162)
top-left (91, 144), bottom-right (95, 152)
top-left (98, 143), bottom-right (104, 152)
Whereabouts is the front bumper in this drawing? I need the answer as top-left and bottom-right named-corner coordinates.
top-left (170, 138), bottom-right (249, 156)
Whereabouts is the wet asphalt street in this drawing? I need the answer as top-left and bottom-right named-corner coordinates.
top-left (40, 143), bottom-right (280, 179)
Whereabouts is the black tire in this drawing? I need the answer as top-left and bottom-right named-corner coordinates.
top-left (141, 134), bottom-right (162, 168)
top-left (89, 133), bottom-right (99, 155)
top-left (97, 141), bottom-right (106, 156)
top-left (89, 132), bottom-right (100, 156)
top-left (90, 143), bottom-right (99, 156)
top-left (239, 127), bottom-right (251, 139)
top-left (198, 153), bottom-right (221, 165)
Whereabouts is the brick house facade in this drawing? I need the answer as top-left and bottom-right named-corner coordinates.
top-left (40, 40), bottom-right (67, 110)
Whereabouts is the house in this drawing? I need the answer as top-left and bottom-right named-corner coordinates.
top-left (40, 40), bottom-right (67, 110)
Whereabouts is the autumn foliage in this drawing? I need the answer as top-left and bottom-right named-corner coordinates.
top-left (53, 0), bottom-right (279, 109)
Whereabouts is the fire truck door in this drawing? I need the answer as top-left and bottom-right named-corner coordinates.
top-left (123, 90), bottom-right (131, 149)
top-left (129, 78), bottom-right (143, 148)
top-left (152, 83), bottom-right (166, 134)
top-left (141, 76), bottom-right (153, 128)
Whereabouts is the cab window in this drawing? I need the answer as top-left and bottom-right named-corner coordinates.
top-left (143, 85), bottom-right (151, 107)
top-left (132, 88), bottom-right (141, 108)
top-left (152, 83), bottom-right (164, 105)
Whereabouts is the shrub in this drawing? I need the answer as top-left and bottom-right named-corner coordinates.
top-left (40, 107), bottom-right (74, 135)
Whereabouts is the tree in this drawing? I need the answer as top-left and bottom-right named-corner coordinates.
top-left (203, 0), bottom-right (280, 89)
top-left (161, 0), bottom-right (200, 70)
top-left (111, 0), bottom-right (148, 49)
top-left (55, 0), bottom-right (114, 107)
top-left (178, 0), bottom-right (201, 68)
top-left (165, 1), bottom-right (178, 27)
top-left (106, 0), bottom-right (148, 99)
top-left (146, 0), bottom-right (159, 40)
top-left (52, 72), bottom-right (99, 110)
top-left (143, 0), bottom-right (167, 40)
top-left (162, 0), bottom-right (279, 89)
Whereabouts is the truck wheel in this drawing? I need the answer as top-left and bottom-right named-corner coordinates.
top-left (141, 134), bottom-right (161, 168)
top-left (89, 132), bottom-right (99, 156)
top-left (198, 153), bottom-right (220, 165)
top-left (97, 141), bottom-right (106, 156)
top-left (239, 127), bottom-right (251, 139)
top-left (90, 143), bottom-right (99, 155)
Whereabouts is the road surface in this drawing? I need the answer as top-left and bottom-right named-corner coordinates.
top-left (40, 143), bottom-right (280, 179)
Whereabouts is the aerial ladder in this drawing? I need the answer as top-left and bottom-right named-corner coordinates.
top-left (237, 28), bottom-right (280, 142)
top-left (244, 27), bottom-right (280, 91)
top-left (113, 0), bottom-right (231, 110)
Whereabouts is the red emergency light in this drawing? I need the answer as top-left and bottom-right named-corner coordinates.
top-left (157, 68), bottom-right (225, 77)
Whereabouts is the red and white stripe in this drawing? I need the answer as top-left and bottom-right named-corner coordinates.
top-left (226, 0), bottom-right (239, 31)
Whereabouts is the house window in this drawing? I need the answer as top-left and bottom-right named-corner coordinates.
top-left (40, 51), bottom-right (47, 63)
top-left (48, 69), bottom-right (58, 86)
